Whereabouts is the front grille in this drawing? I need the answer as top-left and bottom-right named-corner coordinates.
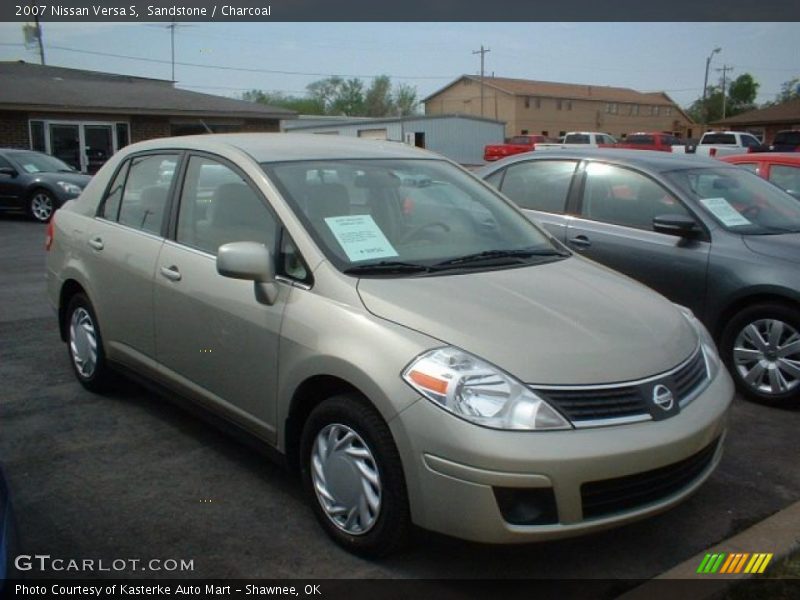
top-left (580, 438), bottom-right (720, 519)
top-left (532, 347), bottom-right (708, 426)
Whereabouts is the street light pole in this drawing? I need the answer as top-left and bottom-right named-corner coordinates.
top-left (702, 47), bottom-right (721, 129)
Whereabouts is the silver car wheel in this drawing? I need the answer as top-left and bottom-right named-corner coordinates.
top-left (30, 192), bottom-right (54, 222)
top-left (311, 423), bottom-right (382, 535)
top-left (70, 307), bottom-right (98, 378)
top-left (734, 319), bottom-right (800, 396)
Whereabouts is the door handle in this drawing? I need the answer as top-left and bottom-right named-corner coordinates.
top-left (160, 265), bottom-right (182, 282)
top-left (568, 235), bottom-right (592, 249)
top-left (88, 237), bottom-right (104, 251)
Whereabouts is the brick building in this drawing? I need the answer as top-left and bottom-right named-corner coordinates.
top-left (0, 61), bottom-right (293, 173)
top-left (423, 75), bottom-right (695, 140)
top-left (711, 99), bottom-right (800, 144)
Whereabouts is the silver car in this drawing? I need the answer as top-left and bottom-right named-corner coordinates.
top-left (46, 134), bottom-right (733, 556)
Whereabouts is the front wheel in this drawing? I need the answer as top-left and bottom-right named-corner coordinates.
top-left (300, 394), bottom-right (411, 557)
top-left (721, 302), bottom-right (800, 408)
top-left (28, 189), bottom-right (56, 223)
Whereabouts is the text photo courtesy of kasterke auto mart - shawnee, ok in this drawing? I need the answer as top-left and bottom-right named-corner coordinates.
top-left (0, 1), bottom-right (799, 599)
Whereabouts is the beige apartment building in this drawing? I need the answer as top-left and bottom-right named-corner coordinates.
top-left (424, 75), bottom-right (696, 140)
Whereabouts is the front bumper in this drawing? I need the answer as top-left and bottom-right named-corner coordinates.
top-left (389, 366), bottom-right (734, 543)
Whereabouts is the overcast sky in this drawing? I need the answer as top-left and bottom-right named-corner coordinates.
top-left (0, 22), bottom-right (797, 109)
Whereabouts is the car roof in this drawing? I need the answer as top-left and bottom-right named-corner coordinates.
top-left (120, 133), bottom-right (439, 163)
top-left (482, 147), bottom-right (726, 173)
top-left (723, 153), bottom-right (800, 164)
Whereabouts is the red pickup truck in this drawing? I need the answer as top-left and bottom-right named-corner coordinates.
top-left (483, 135), bottom-right (552, 162)
top-left (615, 132), bottom-right (681, 152)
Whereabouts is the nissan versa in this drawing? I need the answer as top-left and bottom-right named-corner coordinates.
top-left (46, 134), bottom-right (733, 556)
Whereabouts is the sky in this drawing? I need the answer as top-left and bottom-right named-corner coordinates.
top-left (0, 22), bottom-right (797, 109)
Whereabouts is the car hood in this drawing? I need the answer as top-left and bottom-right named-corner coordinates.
top-left (357, 257), bottom-right (697, 385)
top-left (742, 233), bottom-right (800, 262)
top-left (34, 172), bottom-right (92, 187)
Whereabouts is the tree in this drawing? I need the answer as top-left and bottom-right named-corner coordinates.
top-left (774, 76), bottom-right (800, 104)
top-left (727, 73), bottom-right (759, 114)
top-left (330, 78), bottom-right (365, 116)
top-left (241, 89), bottom-right (324, 114)
top-left (685, 72), bottom-right (760, 123)
top-left (364, 75), bottom-right (394, 117)
top-left (393, 83), bottom-right (419, 116)
top-left (306, 76), bottom-right (345, 114)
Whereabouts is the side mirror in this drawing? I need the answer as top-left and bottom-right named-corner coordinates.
top-left (216, 242), bottom-right (278, 304)
top-left (653, 214), bottom-right (701, 237)
top-left (0, 166), bottom-right (17, 177)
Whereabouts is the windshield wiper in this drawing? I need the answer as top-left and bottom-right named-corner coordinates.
top-left (343, 260), bottom-right (436, 276)
top-left (433, 247), bottom-right (569, 268)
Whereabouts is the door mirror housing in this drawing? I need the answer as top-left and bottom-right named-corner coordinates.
top-left (0, 166), bottom-right (17, 177)
top-left (217, 242), bottom-right (278, 304)
top-left (652, 214), bottom-right (701, 237)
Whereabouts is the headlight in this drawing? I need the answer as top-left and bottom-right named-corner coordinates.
top-left (56, 181), bottom-right (83, 195)
top-left (402, 347), bottom-right (571, 430)
top-left (675, 304), bottom-right (720, 379)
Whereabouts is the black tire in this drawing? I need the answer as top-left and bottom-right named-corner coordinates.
top-left (65, 293), bottom-right (115, 393)
top-left (27, 188), bottom-right (56, 223)
top-left (300, 394), bottom-right (411, 557)
top-left (720, 302), bottom-right (800, 408)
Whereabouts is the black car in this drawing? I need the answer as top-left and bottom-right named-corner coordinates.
top-left (478, 148), bottom-right (800, 408)
top-left (0, 149), bottom-right (92, 222)
top-left (769, 130), bottom-right (800, 152)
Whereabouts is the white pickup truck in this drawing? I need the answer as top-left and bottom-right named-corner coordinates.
top-left (672, 131), bottom-right (766, 157)
top-left (536, 131), bottom-right (618, 149)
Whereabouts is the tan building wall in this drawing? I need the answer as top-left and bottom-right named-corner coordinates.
top-left (426, 79), bottom-right (695, 139)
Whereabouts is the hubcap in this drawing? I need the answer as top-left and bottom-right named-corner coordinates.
top-left (31, 193), bottom-right (53, 221)
top-left (734, 319), bottom-right (800, 396)
top-left (69, 307), bottom-right (98, 378)
top-left (311, 423), bottom-right (381, 535)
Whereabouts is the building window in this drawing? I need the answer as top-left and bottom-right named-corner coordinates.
top-left (630, 104), bottom-right (639, 116)
top-left (521, 129), bottom-right (529, 135)
top-left (664, 107), bottom-right (672, 116)
top-left (541, 130), bottom-right (548, 136)
top-left (556, 99), bottom-right (563, 111)
top-left (525, 96), bottom-right (530, 109)
top-left (606, 103), bottom-right (618, 114)
top-left (535, 97), bottom-right (541, 109)
top-left (559, 130), bottom-right (566, 137)
top-left (29, 120), bottom-right (46, 151)
top-left (116, 123), bottom-right (130, 149)
top-left (566, 100), bottom-right (572, 111)
top-left (653, 106), bottom-right (660, 116)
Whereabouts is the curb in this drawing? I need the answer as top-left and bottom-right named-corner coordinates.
top-left (617, 499), bottom-right (800, 599)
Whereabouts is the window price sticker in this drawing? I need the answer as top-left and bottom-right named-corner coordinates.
top-left (325, 214), bottom-right (399, 262)
top-left (699, 197), bottom-right (752, 227)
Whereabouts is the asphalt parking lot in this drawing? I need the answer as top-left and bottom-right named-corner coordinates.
top-left (1, 215), bottom-right (799, 580)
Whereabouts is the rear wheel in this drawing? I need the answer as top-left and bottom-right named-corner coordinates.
top-left (300, 394), bottom-right (411, 557)
top-left (28, 189), bottom-right (55, 223)
top-left (66, 293), bottom-right (115, 392)
top-left (721, 302), bottom-right (800, 408)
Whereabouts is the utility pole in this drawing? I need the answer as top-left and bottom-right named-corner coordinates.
top-left (472, 45), bottom-right (491, 118)
top-left (702, 47), bottom-right (721, 128)
top-left (31, 15), bottom-right (45, 64)
top-left (716, 64), bottom-right (734, 120)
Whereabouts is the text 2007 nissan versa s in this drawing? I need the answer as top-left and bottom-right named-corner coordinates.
top-left (46, 134), bottom-right (733, 556)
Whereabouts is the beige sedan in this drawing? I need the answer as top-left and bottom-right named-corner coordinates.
top-left (46, 134), bottom-right (733, 557)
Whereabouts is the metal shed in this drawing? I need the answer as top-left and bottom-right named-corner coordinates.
top-left (284, 114), bottom-right (505, 166)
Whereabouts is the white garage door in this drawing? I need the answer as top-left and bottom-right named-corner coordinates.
top-left (357, 128), bottom-right (388, 140)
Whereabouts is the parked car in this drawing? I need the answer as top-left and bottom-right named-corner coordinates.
top-left (768, 130), bottom-right (800, 152)
top-left (47, 134), bottom-right (732, 557)
top-left (479, 148), bottom-right (800, 408)
top-left (721, 153), bottom-right (800, 199)
top-left (0, 148), bottom-right (92, 222)
top-left (671, 131), bottom-right (767, 157)
top-left (536, 131), bottom-right (618, 149)
top-left (615, 132), bottom-right (682, 152)
top-left (483, 135), bottom-right (554, 162)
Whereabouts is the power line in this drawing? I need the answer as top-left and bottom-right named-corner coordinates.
top-left (0, 42), bottom-right (453, 80)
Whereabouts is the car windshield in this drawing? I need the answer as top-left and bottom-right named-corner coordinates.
top-left (262, 159), bottom-right (565, 275)
top-left (13, 152), bottom-right (74, 174)
top-left (665, 166), bottom-right (800, 235)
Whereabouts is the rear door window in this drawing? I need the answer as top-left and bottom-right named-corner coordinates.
top-left (499, 160), bottom-right (577, 214)
top-left (117, 154), bottom-right (179, 235)
top-left (99, 161), bottom-right (129, 220)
